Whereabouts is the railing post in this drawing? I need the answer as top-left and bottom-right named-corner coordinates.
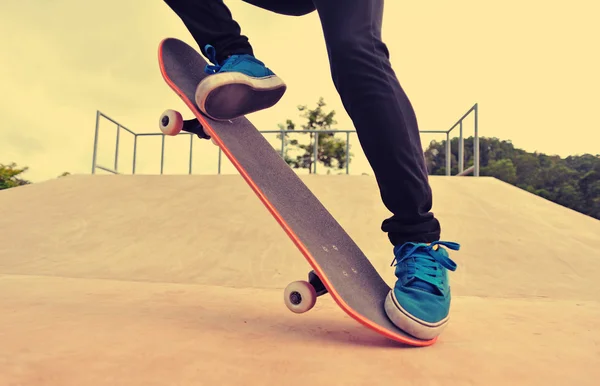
top-left (160, 135), bottom-right (165, 175)
top-left (313, 132), bottom-right (319, 174)
top-left (132, 135), bottom-right (138, 174)
top-left (91, 110), bottom-right (100, 174)
top-left (445, 131), bottom-right (451, 176)
top-left (280, 126), bottom-right (285, 158)
top-left (218, 148), bottom-right (222, 175)
top-left (458, 121), bottom-right (464, 174)
top-left (474, 103), bottom-right (480, 177)
top-left (346, 132), bottom-right (350, 175)
top-left (114, 124), bottom-right (121, 173)
top-left (189, 134), bottom-right (193, 175)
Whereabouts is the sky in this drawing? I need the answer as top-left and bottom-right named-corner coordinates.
top-left (0, 0), bottom-right (598, 182)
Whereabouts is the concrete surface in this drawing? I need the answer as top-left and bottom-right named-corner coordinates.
top-left (1, 174), bottom-right (599, 385)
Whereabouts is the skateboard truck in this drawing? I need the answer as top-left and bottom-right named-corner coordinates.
top-left (159, 109), bottom-right (216, 143)
top-left (283, 270), bottom-right (328, 314)
top-left (309, 270), bottom-right (327, 296)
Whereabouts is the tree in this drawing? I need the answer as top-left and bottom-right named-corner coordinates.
top-left (277, 98), bottom-right (353, 174)
top-left (481, 159), bottom-right (517, 184)
top-left (0, 162), bottom-right (31, 190)
top-left (423, 136), bottom-right (600, 220)
top-left (0, 163), bottom-right (71, 191)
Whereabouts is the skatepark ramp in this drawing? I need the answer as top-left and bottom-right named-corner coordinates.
top-left (1, 174), bottom-right (599, 385)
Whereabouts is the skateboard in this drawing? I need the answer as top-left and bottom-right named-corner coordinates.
top-left (157, 37), bottom-right (437, 347)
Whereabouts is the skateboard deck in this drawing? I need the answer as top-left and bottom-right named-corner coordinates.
top-left (157, 37), bottom-right (436, 346)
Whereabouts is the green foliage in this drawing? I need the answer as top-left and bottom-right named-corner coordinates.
top-left (482, 159), bottom-right (518, 185)
top-left (424, 137), bottom-right (600, 219)
top-left (0, 162), bottom-right (31, 190)
top-left (277, 97), bottom-right (353, 174)
top-left (1, 163), bottom-right (71, 190)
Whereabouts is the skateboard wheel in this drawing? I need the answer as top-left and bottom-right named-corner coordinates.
top-left (283, 280), bottom-right (317, 314)
top-left (159, 109), bottom-right (183, 136)
top-left (211, 137), bottom-right (218, 146)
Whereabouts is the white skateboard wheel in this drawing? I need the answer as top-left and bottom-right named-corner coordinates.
top-left (159, 109), bottom-right (183, 136)
top-left (284, 280), bottom-right (317, 314)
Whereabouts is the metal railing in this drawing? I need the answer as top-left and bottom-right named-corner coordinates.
top-left (91, 103), bottom-right (479, 176)
top-left (450, 103), bottom-right (479, 176)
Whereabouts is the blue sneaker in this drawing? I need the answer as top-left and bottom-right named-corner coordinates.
top-left (384, 241), bottom-right (459, 340)
top-left (195, 44), bottom-right (286, 121)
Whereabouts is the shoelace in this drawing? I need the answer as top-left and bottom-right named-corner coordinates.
top-left (390, 241), bottom-right (459, 285)
top-left (203, 44), bottom-right (222, 74)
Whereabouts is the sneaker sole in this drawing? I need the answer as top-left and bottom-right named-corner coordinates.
top-left (383, 291), bottom-right (449, 340)
top-left (195, 72), bottom-right (286, 121)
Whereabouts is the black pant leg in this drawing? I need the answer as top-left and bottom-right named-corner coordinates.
top-left (164, 0), bottom-right (254, 62)
top-left (164, 0), bottom-right (315, 62)
top-left (311, 0), bottom-right (441, 245)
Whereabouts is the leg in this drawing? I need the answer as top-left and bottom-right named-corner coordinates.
top-left (164, 0), bottom-right (253, 62)
top-left (312, 0), bottom-right (438, 245)
top-left (311, 0), bottom-right (459, 340)
top-left (163, 0), bottom-right (302, 120)
top-left (164, 0), bottom-right (315, 58)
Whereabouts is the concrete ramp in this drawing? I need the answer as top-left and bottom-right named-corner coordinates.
top-left (1, 174), bottom-right (599, 385)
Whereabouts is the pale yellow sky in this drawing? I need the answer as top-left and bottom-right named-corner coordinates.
top-left (0, 0), bottom-right (598, 182)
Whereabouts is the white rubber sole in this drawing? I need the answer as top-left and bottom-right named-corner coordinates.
top-left (383, 290), bottom-right (449, 340)
top-left (195, 72), bottom-right (286, 120)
